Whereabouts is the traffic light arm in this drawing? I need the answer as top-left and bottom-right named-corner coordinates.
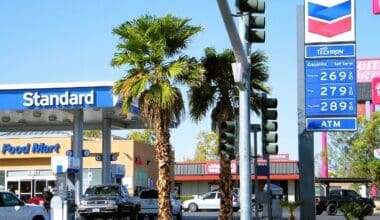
top-left (217, 0), bottom-right (249, 69)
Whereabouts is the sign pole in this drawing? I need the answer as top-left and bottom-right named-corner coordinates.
top-left (297, 5), bottom-right (316, 219)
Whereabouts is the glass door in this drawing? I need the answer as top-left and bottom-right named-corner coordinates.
top-left (34, 179), bottom-right (47, 198)
top-left (6, 181), bottom-right (19, 195)
top-left (19, 180), bottom-right (32, 202)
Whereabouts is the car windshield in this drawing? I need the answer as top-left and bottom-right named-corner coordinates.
top-left (85, 186), bottom-right (119, 196)
top-left (140, 190), bottom-right (158, 199)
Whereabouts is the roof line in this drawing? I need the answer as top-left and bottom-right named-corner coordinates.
top-left (0, 81), bottom-right (114, 90)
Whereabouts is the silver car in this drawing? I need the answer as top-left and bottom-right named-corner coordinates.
top-left (138, 189), bottom-right (182, 220)
top-left (0, 190), bottom-right (49, 220)
top-left (182, 191), bottom-right (239, 212)
top-left (78, 184), bottom-right (140, 219)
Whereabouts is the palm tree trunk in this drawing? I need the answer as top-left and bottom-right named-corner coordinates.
top-left (219, 152), bottom-right (233, 220)
top-left (155, 127), bottom-right (173, 220)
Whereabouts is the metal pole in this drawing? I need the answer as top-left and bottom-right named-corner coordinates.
top-left (217, 1), bottom-right (252, 219)
top-left (216, 0), bottom-right (249, 70)
top-left (239, 13), bottom-right (253, 220)
top-left (266, 154), bottom-right (271, 219)
top-left (73, 110), bottom-right (83, 206)
top-left (238, 71), bottom-right (252, 220)
top-left (102, 116), bottom-right (112, 184)
top-left (321, 132), bottom-right (328, 177)
top-left (251, 124), bottom-right (261, 218)
top-left (297, 5), bottom-right (316, 219)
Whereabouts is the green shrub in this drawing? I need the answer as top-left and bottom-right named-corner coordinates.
top-left (280, 200), bottom-right (304, 220)
top-left (340, 202), bottom-right (366, 220)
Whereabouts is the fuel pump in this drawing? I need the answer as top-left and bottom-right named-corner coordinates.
top-left (111, 164), bottom-right (125, 184)
top-left (50, 156), bottom-right (79, 220)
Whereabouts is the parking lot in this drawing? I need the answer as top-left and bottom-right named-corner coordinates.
top-left (85, 209), bottom-right (380, 220)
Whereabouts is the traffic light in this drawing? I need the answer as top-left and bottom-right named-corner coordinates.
top-left (261, 95), bottom-right (278, 155)
top-left (219, 120), bottom-right (237, 160)
top-left (236, 0), bottom-right (266, 43)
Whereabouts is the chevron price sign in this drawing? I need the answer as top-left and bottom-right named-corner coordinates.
top-left (304, 0), bottom-right (357, 131)
top-left (305, 0), bottom-right (356, 43)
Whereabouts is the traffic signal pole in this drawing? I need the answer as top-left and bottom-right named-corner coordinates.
top-left (217, 1), bottom-right (252, 220)
top-left (238, 12), bottom-right (254, 220)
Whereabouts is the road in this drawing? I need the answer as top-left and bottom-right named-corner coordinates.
top-left (90, 209), bottom-right (380, 219)
top-left (180, 209), bottom-right (380, 220)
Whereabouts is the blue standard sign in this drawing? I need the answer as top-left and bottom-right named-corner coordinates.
top-left (306, 117), bottom-right (357, 131)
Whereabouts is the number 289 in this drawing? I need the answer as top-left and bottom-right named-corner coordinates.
top-left (321, 101), bottom-right (353, 112)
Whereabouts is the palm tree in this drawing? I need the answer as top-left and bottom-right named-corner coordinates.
top-left (189, 47), bottom-right (270, 220)
top-left (111, 14), bottom-right (204, 219)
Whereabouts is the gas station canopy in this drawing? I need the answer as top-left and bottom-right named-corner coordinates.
top-left (0, 81), bottom-right (144, 132)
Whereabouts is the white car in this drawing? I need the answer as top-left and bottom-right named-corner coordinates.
top-left (0, 190), bottom-right (49, 220)
top-left (183, 191), bottom-right (239, 212)
top-left (138, 189), bottom-right (182, 220)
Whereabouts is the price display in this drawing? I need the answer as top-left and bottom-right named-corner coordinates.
top-left (305, 58), bottom-right (357, 117)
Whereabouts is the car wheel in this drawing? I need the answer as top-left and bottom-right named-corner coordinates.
top-left (138, 214), bottom-right (145, 220)
top-left (364, 204), bottom-right (374, 216)
top-left (32, 216), bottom-right (45, 220)
top-left (326, 203), bottom-right (337, 216)
top-left (188, 203), bottom-right (198, 212)
top-left (316, 206), bottom-right (323, 215)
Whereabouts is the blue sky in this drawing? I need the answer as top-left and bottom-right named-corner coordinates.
top-left (1, 1), bottom-right (379, 161)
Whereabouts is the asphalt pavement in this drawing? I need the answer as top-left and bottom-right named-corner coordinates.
top-left (87, 209), bottom-right (380, 220)
top-left (181, 209), bottom-right (380, 220)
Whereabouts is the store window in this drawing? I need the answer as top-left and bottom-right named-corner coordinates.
top-left (82, 168), bottom-right (101, 191)
top-left (135, 169), bottom-right (148, 188)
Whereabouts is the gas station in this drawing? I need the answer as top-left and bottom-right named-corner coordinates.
top-left (0, 81), bottom-right (145, 218)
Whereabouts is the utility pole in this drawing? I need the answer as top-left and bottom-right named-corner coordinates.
top-left (217, 1), bottom-right (251, 219)
top-left (217, 1), bottom-right (265, 219)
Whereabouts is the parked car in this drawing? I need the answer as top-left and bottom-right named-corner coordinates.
top-left (78, 184), bottom-right (140, 219)
top-left (182, 191), bottom-right (239, 212)
top-left (315, 189), bottom-right (375, 216)
top-left (138, 189), bottom-right (182, 220)
top-left (0, 190), bottom-right (49, 220)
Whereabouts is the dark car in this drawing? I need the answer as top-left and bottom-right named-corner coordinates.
top-left (78, 184), bottom-right (140, 219)
top-left (316, 189), bottom-right (375, 216)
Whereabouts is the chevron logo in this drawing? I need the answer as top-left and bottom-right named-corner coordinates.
top-left (307, 0), bottom-right (352, 38)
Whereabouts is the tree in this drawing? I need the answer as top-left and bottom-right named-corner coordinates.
top-left (83, 130), bottom-right (101, 139)
top-left (185, 131), bottom-right (219, 162)
top-left (350, 113), bottom-right (380, 187)
top-left (188, 47), bottom-right (270, 220)
top-left (126, 129), bottom-right (156, 145)
top-left (328, 114), bottom-right (380, 187)
top-left (111, 14), bottom-right (204, 219)
top-left (327, 130), bottom-right (358, 177)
